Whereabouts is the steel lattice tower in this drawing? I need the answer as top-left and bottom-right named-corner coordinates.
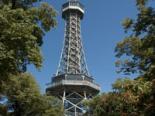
top-left (46, 0), bottom-right (100, 116)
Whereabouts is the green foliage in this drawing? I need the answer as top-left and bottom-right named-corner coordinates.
top-left (1, 73), bottom-right (63, 116)
top-left (122, 18), bottom-right (133, 30)
top-left (0, 0), bottom-right (61, 115)
top-left (87, 0), bottom-right (155, 115)
top-left (0, 105), bottom-right (8, 116)
top-left (115, 0), bottom-right (155, 80)
top-left (0, 1), bottom-right (56, 77)
top-left (87, 78), bottom-right (153, 116)
top-left (115, 0), bottom-right (155, 114)
top-left (136, 0), bottom-right (148, 9)
top-left (0, 0), bottom-right (41, 9)
top-left (112, 78), bottom-right (152, 94)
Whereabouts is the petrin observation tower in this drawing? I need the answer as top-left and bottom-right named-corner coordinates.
top-left (46, 0), bottom-right (100, 115)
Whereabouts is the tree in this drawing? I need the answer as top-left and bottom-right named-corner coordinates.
top-left (0, 105), bottom-right (8, 116)
top-left (0, 0), bottom-right (56, 79)
top-left (0, 0), bottom-right (61, 115)
top-left (86, 78), bottom-right (152, 116)
top-left (115, 0), bottom-right (155, 114)
top-left (86, 0), bottom-right (155, 115)
top-left (115, 0), bottom-right (155, 115)
top-left (1, 73), bottom-right (63, 116)
top-left (115, 0), bottom-right (155, 81)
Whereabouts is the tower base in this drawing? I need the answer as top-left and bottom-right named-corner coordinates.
top-left (46, 74), bottom-right (100, 116)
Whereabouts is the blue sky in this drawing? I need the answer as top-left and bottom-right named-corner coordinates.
top-left (28, 0), bottom-right (139, 93)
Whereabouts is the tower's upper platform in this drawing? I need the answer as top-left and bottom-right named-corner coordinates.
top-left (62, 0), bottom-right (84, 19)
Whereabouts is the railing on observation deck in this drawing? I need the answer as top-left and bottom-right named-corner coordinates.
top-left (62, 1), bottom-right (84, 11)
top-left (46, 74), bottom-right (100, 91)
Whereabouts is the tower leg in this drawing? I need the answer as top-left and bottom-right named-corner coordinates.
top-left (63, 91), bottom-right (87, 116)
top-left (75, 107), bottom-right (76, 116)
top-left (84, 91), bottom-right (87, 100)
top-left (63, 90), bottom-right (66, 104)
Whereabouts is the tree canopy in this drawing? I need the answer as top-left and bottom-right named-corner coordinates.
top-left (5, 73), bottom-right (63, 116)
top-left (116, 0), bottom-right (155, 81)
top-left (0, 0), bottom-right (56, 78)
top-left (0, 0), bottom-right (63, 116)
top-left (86, 0), bottom-right (155, 115)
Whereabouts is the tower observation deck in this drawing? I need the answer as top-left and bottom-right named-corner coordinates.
top-left (46, 0), bottom-right (100, 116)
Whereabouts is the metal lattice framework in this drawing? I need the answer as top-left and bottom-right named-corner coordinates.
top-left (63, 91), bottom-right (87, 116)
top-left (46, 1), bottom-right (100, 116)
top-left (57, 2), bottom-right (89, 76)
